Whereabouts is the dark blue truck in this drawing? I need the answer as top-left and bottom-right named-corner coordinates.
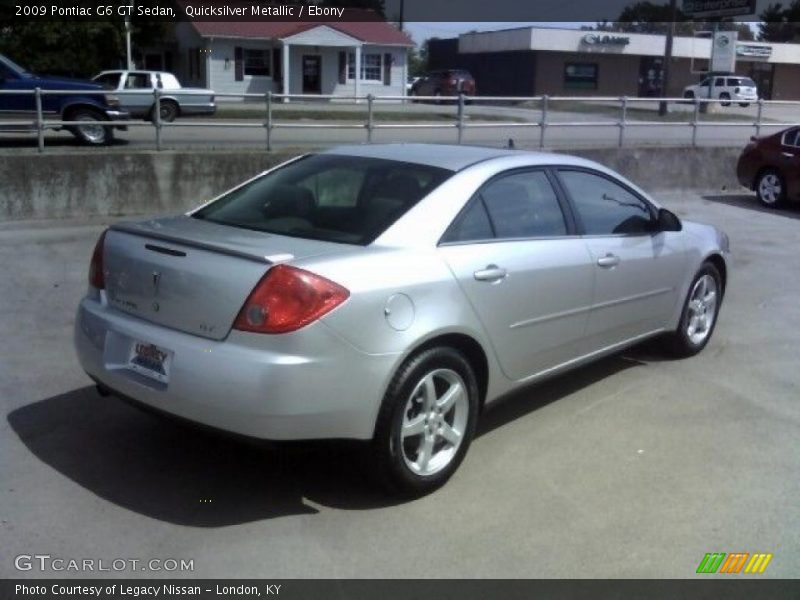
top-left (0, 54), bottom-right (129, 145)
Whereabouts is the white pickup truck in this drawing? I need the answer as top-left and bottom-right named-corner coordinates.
top-left (92, 70), bottom-right (215, 122)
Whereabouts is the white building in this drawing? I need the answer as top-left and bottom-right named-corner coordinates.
top-left (168, 19), bottom-right (413, 100)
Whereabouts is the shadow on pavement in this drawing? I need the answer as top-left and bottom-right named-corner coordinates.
top-left (8, 350), bottom-right (652, 526)
top-left (703, 194), bottom-right (800, 220)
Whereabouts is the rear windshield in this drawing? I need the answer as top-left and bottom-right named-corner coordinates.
top-left (728, 77), bottom-right (756, 87)
top-left (192, 154), bottom-right (452, 245)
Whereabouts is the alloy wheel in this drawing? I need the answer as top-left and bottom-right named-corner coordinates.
top-left (400, 368), bottom-right (469, 477)
top-left (686, 274), bottom-right (718, 346)
top-left (758, 173), bottom-right (783, 206)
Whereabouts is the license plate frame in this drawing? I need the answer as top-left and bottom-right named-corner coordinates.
top-left (127, 340), bottom-right (172, 384)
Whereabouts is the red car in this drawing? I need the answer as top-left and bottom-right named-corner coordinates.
top-left (410, 69), bottom-right (476, 99)
top-left (737, 126), bottom-right (800, 208)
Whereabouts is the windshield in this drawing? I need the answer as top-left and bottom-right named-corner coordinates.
top-left (193, 154), bottom-right (453, 245)
top-left (731, 78), bottom-right (756, 87)
top-left (0, 54), bottom-right (33, 77)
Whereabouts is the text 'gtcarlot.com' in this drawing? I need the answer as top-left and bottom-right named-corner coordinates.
top-left (14, 554), bottom-right (194, 572)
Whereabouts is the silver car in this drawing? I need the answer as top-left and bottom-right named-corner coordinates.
top-left (74, 144), bottom-right (730, 495)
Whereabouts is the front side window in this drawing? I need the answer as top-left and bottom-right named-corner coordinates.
top-left (193, 155), bottom-right (452, 245)
top-left (244, 49), bottom-right (271, 77)
top-left (558, 170), bottom-right (654, 236)
top-left (93, 73), bottom-right (121, 89)
top-left (347, 53), bottom-right (383, 82)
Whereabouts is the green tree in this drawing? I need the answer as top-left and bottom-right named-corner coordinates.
top-left (758, 1), bottom-right (800, 41)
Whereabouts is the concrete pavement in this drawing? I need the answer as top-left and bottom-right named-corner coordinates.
top-left (1, 191), bottom-right (799, 578)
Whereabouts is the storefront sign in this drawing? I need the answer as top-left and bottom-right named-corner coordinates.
top-left (682, 0), bottom-right (756, 17)
top-left (737, 44), bottom-right (773, 58)
top-left (582, 33), bottom-right (630, 46)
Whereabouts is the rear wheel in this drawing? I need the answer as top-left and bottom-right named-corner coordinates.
top-left (662, 263), bottom-right (722, 357)
top-left (371, 347), bottom-right (478, 496)
top-left (67, 108), bottom-right (113, 146)
top-left (755, 169), bottom-right (787, 208)
top-left (156, 100), bottom-right (179, 123)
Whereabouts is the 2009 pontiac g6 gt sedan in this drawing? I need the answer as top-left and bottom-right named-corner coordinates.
top-left (75, 144), bottom-right (730, 495)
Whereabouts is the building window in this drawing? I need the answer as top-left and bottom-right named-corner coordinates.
top-left (347, 52), bottom-right (383, 82)
top-left (564, 63), bottom-right (598, 90)
top-left (244, 49), bottom-right (271, 77)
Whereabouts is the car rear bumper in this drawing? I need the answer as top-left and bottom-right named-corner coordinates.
top-left (74, 295), bottom-right (397, 440)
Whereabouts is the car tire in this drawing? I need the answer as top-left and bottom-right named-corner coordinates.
top-left (739, 103), bottom-right (750, 107)
top-left (67, 108), bottom-right (113, 146)
top-left (662, 262), bottom-right (723, 358)
top-left (151, 100), bottom-right (179, 123)
top-left (683, 91), bottom-right (695, 100)
top-left (755, 169), bottom-right (787, 208)
top-left (371, 346), bottom-right (479, 497)
top-left (719, 92), bottom-right (731, 107)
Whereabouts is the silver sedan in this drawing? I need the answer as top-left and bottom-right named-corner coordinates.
top-left (74, 144), bottom-right (730, 495)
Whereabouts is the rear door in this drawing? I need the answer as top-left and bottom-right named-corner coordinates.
top-left (439, 169), bottom-right (595, 381)
top-left (556, 169), bottom-right (687, 351)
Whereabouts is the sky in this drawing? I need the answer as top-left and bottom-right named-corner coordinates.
top-left (402, 22), bottom-right (586, 45)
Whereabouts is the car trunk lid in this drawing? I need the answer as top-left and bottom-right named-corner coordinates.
top-left (103, 215), bottom-right (349, 340)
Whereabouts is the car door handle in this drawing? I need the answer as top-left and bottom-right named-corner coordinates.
top-left (473, 265), bottom-right (507, 282)
top-left (596, 254), bottom-right (621, 268)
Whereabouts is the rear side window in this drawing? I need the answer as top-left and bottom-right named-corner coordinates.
top-left (783, 129), bottom-right (800, 147)
top-left (193, 155), bottom-right (452, 245)
top-left (125, 73), bottom-right (151, 89)
top-left (442, 170), bottom-right (567, 243)
top-left (558, 170), bottom-right (654, 236)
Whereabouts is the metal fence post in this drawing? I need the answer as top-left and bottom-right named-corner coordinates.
top-left (366, 94), bottom-right (374, 143)
top-left (539, 95), bottom-right (549, 149)
top-left (266, 91), bottom-right (273, 152)
top-left (457, 92), bottom-right (465, 145)
top-left (153, 88), bottom-right (162, 151)
top-left (755, 98), bottom-right (764, 138)
top-left (34, 87), bottom-right (44, 153)
top-left (618, 96), bottom-right (627, 148)
top-left (691, 97), bottom-right (700, 148)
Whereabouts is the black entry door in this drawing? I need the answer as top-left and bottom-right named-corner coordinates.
top-left (302, 55), bottom-right (322, 94)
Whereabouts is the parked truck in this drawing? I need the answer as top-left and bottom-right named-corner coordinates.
top-left (0, 54), bottom-right (129, 145)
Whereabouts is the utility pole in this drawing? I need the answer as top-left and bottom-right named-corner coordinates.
top-left (659, 0), bottom-right (678, 116)
top-left (399, 0), bottom-right (405, 31)
top-left (125, 1), bottom-right (134, 70)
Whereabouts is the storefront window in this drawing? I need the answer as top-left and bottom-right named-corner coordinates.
top-left (564, 63), bottom-right (598, 90)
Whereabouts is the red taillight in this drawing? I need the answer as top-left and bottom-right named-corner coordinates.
top-left (233, 264), bottom-right (349, 334)
top-left (88, 230), bottom-right (107, 289)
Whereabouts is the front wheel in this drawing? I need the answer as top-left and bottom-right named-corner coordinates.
top-left (662, 263), bottom-right (722, 357)
top-left (67, 108), bottom-right (113, 146)
top-left (371, 347), bottom-right (479, 497)
top-left (739, 102), bottom-right (750, 107)
top-left (719, 92), bottom-right (731, 107)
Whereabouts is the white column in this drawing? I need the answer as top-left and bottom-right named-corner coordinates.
top-left (354, 45), bottom-right (361, 101)
top-left (282, 42), bottom-right (290, 103)
top-left (402, 51), bottom-right (408, 100)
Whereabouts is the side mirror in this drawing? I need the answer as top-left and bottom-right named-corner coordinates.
top-left (655, 208), bottom-right (682, 232)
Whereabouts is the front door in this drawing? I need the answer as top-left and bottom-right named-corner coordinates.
top-left (302, 55), bottom-right (321, 94)
top-left (556, 169), bottom-right (687, 351)
top-left (780, 128), bottom-right (800, 199)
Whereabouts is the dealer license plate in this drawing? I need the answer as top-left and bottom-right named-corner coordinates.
top-left (127, 341), bottom-right (172, 383)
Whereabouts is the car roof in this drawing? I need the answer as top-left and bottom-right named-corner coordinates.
top-left (322, 143), bottom-right (597, 172)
